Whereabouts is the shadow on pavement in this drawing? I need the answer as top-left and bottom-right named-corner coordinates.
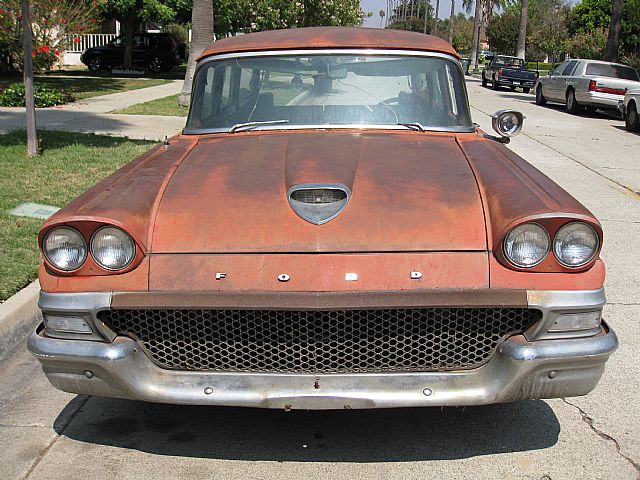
top-left (55, 396), bottom-right (560, 462)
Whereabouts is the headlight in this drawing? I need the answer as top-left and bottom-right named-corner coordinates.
top-left (43, 227), bottom-right (87, 271)
top-left (503, 223), bottom-right (550, 267)
top-left (553, 222), bottom-right (599, 267)
top-left (90, 226), bottom-right (135, 270)
top-left (492, 110), bottom-right (524, 137)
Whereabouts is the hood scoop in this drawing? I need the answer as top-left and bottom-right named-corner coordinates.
top-left (288, 183), bottom-right (351, 225)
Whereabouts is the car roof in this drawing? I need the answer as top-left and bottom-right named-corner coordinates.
top-left (571, 59), bottom-right (634, 68)
top-left (198, 27), bottom-right (459, 60)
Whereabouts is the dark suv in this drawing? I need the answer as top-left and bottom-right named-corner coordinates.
top-left (80, 33), bottom-right (183, 73)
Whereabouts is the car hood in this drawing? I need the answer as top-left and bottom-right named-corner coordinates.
top-left (151, 131), bottom-right (487, 253)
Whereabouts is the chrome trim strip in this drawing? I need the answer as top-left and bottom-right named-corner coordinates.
top-left (38, 291), bottom-right (115, 342)
top-left (526, 288), bottom-right (606, 340)
top-left (183, 48), bottom-right (474, 136)
top-left (28, 324), bottom-right (617, 409)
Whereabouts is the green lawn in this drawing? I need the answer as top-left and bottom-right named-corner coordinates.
top-left (112, 93), bottom-right (188, 116)
top-left (0, 131), bottom-right (155, 301)
top-left (0, 76), bottom-right (171, 101)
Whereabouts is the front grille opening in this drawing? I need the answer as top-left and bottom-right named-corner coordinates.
top-left (99, 308), bottom-right (540, 374)
top-left (290, 188), bottom-right (347, 204)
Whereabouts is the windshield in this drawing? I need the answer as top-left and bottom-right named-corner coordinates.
top-left (494, 56), bottom-right (523, 68)
top-left (585, 63), bottom-right (639, 81)
top-left (185, 53), bottom-right (473, 133)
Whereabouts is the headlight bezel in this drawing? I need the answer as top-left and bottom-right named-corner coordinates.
top-left (552, 221), bottom-right (600, 268)
top-left (89, 225), bottom-right (137, 271)
top-left (502, 222), bottom-right (551, 268)
top-left (42, 226), bottom-right (88, 272)
top-left (41, 222), bottom-right (142, 275)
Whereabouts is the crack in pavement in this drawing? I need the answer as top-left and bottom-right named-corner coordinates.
top-left (19, 396), bottom-right (90, 480)
top-left (563, 398), bottom-right (640, 477)
top-left (469, 105), bottom-right (640, 201)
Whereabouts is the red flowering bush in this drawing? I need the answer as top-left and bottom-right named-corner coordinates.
top-left (0, 0), bottom-right (104, 72)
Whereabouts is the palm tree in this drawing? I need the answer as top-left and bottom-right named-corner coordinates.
top-left (178, 0), bottom-right (215, 107)
top-left (515, 0), bottom-right (528, 59)
top-left (448, 0), bottom-right (455, 45)
top-left (380, 9), bottom-right (386, 28)
top-left (465, 0), bottom-right (503, 71)
top-left (604, 0), bottom-right (623, 62)
top-left (434, 0), bottom-right (440, 34)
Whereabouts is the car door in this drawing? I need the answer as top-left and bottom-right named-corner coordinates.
top-left (104, 36), bottom-right (124, 67)
top-left (544, 62), bottom-right (566, 100)
top-left (131, 34), bottom-right (147, 67)
top-left (556, 60), bottom-right (580, 100)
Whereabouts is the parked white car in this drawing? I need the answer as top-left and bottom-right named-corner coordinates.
top-left (619, 89), bottom-right (640, 132)
top-left (535, 59), bottom-right (640, 114)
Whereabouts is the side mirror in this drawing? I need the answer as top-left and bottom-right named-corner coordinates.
top-left (492, 110), bottom-right (524, 138)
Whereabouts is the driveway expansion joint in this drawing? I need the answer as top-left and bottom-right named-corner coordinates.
top-left (562, 398), bottom-right (640, 475)
top-left (19, 395), bottom-right (91, 480)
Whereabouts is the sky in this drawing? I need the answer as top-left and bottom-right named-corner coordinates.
top-left (360, 0), bottom-right (467, 28)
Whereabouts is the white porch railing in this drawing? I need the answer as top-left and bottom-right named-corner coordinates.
top-left (63, 34), bottom-right (117, 53)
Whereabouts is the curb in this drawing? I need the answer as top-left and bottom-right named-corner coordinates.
top-left (0, 280), bottom-right (41, 361)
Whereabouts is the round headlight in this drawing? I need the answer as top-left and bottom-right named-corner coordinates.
top-left (43, 227), bottom-right (87, 271)
top-left (553, 222), bottom-right (599, 267)
top-left (90, 227), bottom-right (135, 270)
top-left (503, 223), bottom-right (550, 267)
top-left (492, 110), bottom-right (524, 137)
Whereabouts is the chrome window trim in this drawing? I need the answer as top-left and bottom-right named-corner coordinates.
top-left (183, 48), bottom-right (475, 135)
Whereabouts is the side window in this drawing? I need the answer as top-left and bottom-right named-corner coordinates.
top-left (551, 62), bottom-right (566, 75)
top-left (562, 61), bottom-right (578, 76)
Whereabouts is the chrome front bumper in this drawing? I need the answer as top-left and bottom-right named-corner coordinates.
top-left (28, 288), bottom-right (618, 409)
top-left (28, 326), bottom-right (617, 409)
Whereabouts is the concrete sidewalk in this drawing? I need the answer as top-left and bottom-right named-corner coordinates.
top-left (0, 80), bottom-right (186, 140)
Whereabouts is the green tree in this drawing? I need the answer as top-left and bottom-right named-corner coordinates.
top-left (486, 13), bottom-right (519, 55)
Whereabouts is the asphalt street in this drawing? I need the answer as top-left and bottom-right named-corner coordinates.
top-left (1, 78), bottom-right (639, 480)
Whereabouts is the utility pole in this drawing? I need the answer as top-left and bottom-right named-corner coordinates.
top-left (21, 0), bottom-right (38, 156)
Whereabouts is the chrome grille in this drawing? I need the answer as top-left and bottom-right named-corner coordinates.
top-left (99, 308), bottom-right (540, 373)
top-left (290, 188), bottom-right (347, 204)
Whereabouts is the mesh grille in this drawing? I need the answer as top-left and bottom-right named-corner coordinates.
top-left (290, 188), bottom-right (347, 204)
top-left (99, 308), bottom-right (539, 373)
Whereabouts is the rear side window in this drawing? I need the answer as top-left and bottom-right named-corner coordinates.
top-left (561, 61), bottom-right (578, 76)
top-left (585, 63), bottom-right (640, 81)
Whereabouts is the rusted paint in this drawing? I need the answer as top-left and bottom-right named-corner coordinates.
top-left (111, 288), bottom-right (528, 310)
top-left (152, 132), bottom-right (486, 253)
top-left (456, 135), bottom-right (602, 273)
top-left (489, 257), bottom-right (605, 291)
top-left (38, 257), bottom-right (150, 293)
top-left (39, 136), bottom-right (199, 275)
top-left (148, 252), bottom-right (488, 291)
top-left (198, 27), bottom-right (460, 61)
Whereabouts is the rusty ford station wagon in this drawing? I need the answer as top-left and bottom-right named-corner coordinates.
top-left (29, 28), bottom-right (617, 410)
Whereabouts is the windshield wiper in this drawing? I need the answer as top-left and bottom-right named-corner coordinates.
top-left (228, 120), bottom-right (289, 133)
top-left (398, 122), bottom-right (426, 131)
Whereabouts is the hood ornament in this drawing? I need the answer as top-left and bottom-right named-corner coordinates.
top-left (288, 183), bottom-right (351, 225)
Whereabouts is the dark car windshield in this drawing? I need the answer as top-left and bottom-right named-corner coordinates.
top-left (585, 63), bottom-right (640, 81)
top-left (494, 56), bottom-right (524, 68)
top-left (185, 53), bottom-right (473, 133)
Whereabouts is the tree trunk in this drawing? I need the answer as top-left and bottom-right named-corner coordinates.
top-left (448, 0), bottom-right (455, 45)
top-left (424, 0), bottom-right (430, 33)
top-left (22, 0), bottom-right (37, 156)
top-left (434, 0), bottom-right (440, 33)
top-left (123, 11), bottom-right (136, 70)
top-left (604, 0), bottom-right (623, 62)
top-left (516, 0), bottom-right (528, 59)
top-left (470, 0), bottom-right (482, 71)
top-left (178, 0), bottom-right (215, 107)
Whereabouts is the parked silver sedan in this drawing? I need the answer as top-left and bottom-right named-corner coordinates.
top-left (535, 59), bottom-right (640, 114)
top-left (619, 89), bottom-right (640, 132)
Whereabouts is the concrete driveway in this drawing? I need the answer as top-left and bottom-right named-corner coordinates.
top-left (0, 78), bottom-right (638, 480)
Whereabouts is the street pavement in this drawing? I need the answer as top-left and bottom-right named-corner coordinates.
top-left (0, 78), bottom-right (639, 480)
top-left (0, 80), bottom-right (185, 141)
